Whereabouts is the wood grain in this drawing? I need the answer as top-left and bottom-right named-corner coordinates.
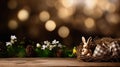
top-left (0, 58), bottom-right (120, 67)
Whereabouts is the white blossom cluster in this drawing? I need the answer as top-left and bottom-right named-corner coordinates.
top-left (6, 35), bottom-right (17, 46)
top-left (5, 36), bottom-right (63, 51)
top-left (36, 39), bottom-right (63, 50)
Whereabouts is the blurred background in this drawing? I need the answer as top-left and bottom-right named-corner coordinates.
top-left (0, 0), bottom-right (120, 47)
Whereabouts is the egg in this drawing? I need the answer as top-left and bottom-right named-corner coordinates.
top-left (87, 53), bottom-right (91, 56)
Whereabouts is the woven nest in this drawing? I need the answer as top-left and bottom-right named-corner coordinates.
top-left (76, 43), bottom-right (120, 62)
top-left (76, 44), bottom-right (94, 62)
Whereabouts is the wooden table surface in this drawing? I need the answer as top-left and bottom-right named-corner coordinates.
top-left (0, 58), bottom-right (120, 67)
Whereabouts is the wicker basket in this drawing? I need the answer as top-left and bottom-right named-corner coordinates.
top-left (76, 44), bottom-right (94, 62)
top-left (76, 44), bottom-right (120, 62)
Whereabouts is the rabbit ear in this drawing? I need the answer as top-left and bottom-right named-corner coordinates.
top-left (82, 36), bottom-right (86, 44)
top-left (87, 37), bottom-right (92, 44)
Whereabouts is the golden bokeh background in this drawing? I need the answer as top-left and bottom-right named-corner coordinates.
top-left (0, 0), bottom-right (120, 47)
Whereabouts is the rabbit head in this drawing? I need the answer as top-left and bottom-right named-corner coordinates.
top-left (82, 36), bottom-right (92, 48)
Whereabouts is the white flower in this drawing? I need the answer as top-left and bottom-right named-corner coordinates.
top-left (46, 43), bottom-right (50, 47)
top-left (41, 45), bottom-right (47, 50)
top-left (52, 39), bottom-right (59, 44)
top-left (52, 39), bottom-right (56, 44)
top-left (44, 41), bottom-right (47, 44)
top-left (10, 35), bottom-right (17, 43)
top-left (53, 45), bottom-right (56, 47)
top-left (10, 39), bottom-right (17, 44)
top-left (11, 35), bottom-right (17, 40)
top-left (49, 45), bottom-right (54, 50)
top-left (44, 40), bottom-right (50, 45)
top-left (58, 44), bottom-right (62, 48)
top-left (56, 41), bottom-right (59, 44)
top-left (44, 40), bottom-right (50, 47)
top-left (6, 42), bottom-right (12, 46)
top-left (36, 43), bottom-right (41, 48)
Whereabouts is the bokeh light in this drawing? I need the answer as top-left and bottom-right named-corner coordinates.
top-left (84, 0), bottom-right (97, 9)
top-left (58, 26), bottom-right (70, 38)
top-left (105, 3), bottom-right (116, 13)
top-left (60, 0), bottom-right (76, 8)
top-left (46, 0), bottom-right (56, 7)
top-left (7, 0), bottom-right (17, 9)
top-left (83, 7), bottom-right (103, 18)
top-left (45, 20), bottom-right (56, 32)
top-left (39, 11), bottom-right (50, 22)
top-left (84, 18), bottom-right (95, 29)
top-left (106, 13), bottom-right (120, 24)
top-left (17, 9), bottom-right (29, 21)
top-left (8, 20), bottom-right (18, 30)
top-left (58, 7), bottom-right (75, 19)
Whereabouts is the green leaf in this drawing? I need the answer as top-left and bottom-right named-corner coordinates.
top-left (35, 48), bottom-right (42, 57)
top-left (17, 48), bottom-right (26, 57)
top-left (7, 46), bottom-right (17, 57)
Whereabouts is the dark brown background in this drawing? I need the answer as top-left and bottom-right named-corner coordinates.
top-left (0, 0), bottom-right (120, 47)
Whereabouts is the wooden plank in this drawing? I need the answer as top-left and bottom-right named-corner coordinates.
top-left (0, 58), bottom-right (120, 67)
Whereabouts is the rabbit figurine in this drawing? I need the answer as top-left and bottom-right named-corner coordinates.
top-left (81, 36), bottom-right (92, 57)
